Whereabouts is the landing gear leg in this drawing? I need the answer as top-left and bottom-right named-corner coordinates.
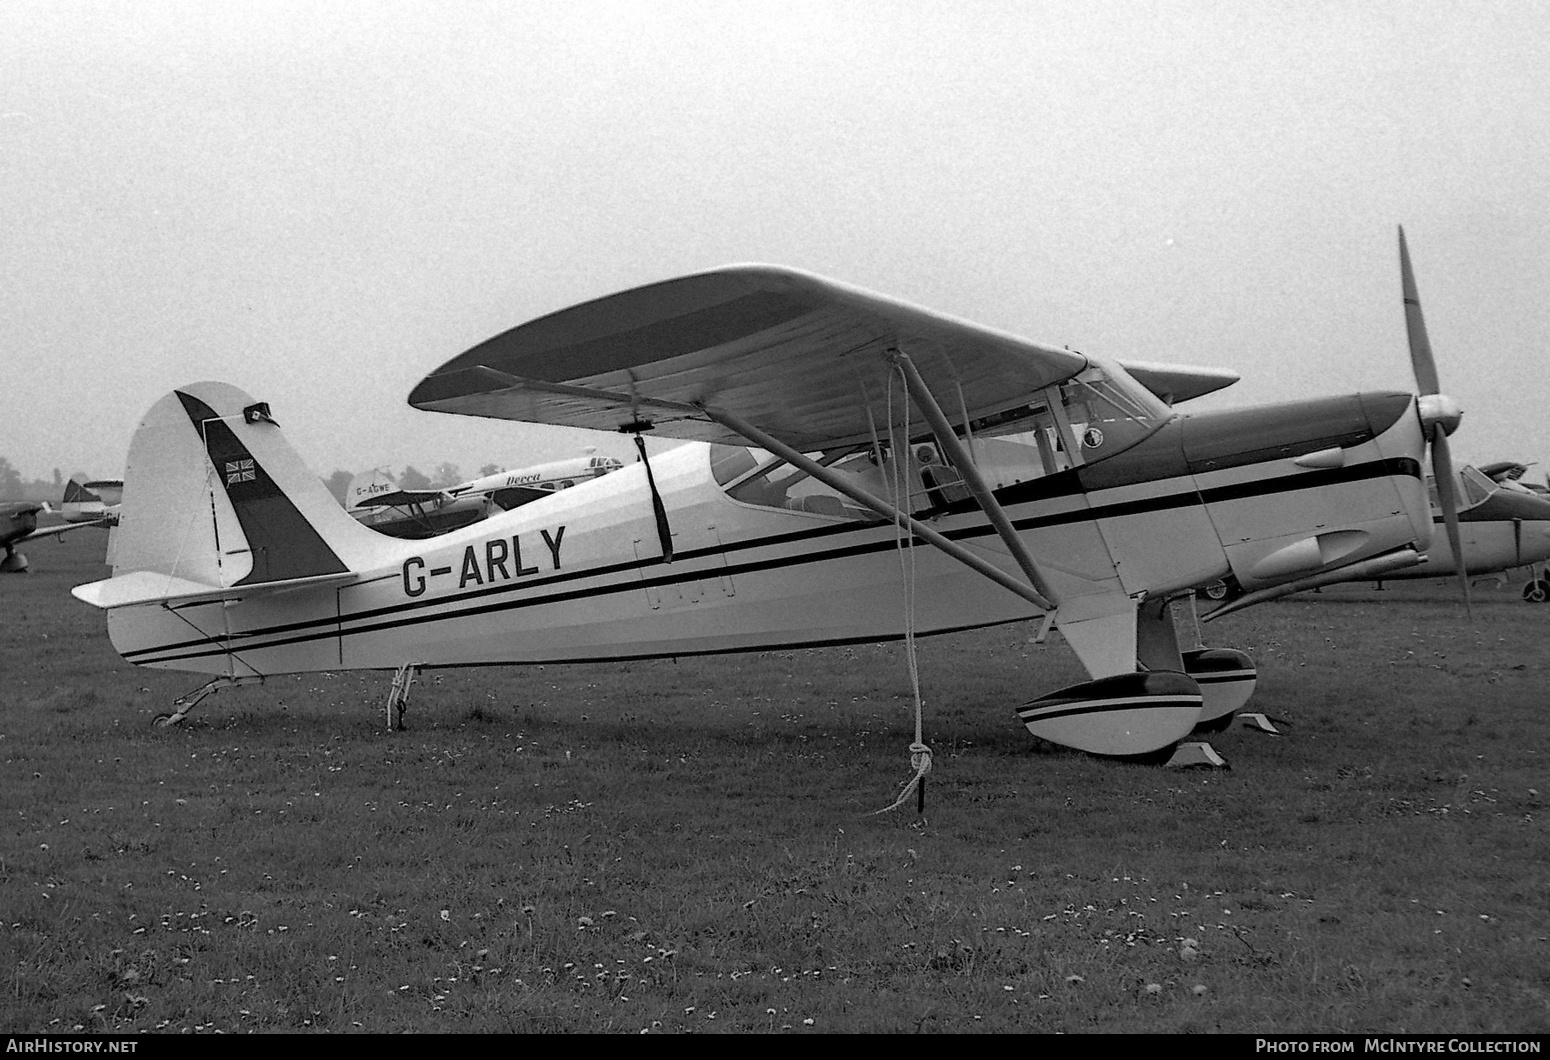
top-left (1140, 592), bottom-right (1258, 733)
top-left (155, 675), bottom-right (260, 728)
top-left (386, 663), bottom-right (418, 731)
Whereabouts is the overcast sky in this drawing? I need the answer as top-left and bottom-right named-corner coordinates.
top-left (3, 0), bottom-right (1547, 487)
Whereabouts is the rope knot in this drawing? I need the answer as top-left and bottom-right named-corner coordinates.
top-left (909, 741), bottom-right (933, 776)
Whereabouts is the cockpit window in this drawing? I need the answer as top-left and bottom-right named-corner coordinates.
top-left (1055, 366), bottom-right (1170, 461)
top-left (709, 444), bottom-right (887, 519)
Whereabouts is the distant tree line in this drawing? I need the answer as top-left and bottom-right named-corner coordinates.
top-left (0, 458), bottom-right (81, 502)
top-left (0, 455), bottom-right (497, 507)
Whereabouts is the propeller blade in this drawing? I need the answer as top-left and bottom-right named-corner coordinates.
top-left (1399, 225), bottom-right (1441, 396)
top-left (1430, 430), bottom-right (1473, 618)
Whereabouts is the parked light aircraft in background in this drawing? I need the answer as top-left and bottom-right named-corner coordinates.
top-left (3, 499), bottom-right (113, 573)
top-left (1479, 461), bottom-right (1548, 496)
top-left (74, 229), bottom-right (1469, 762)
top-left (346, 455), bottom-right (624, 539)
top-left (1400, 466), bottom-right (1550, 602)
top-left (61, 478), bottom-right (123, 526)
top-left (1202, 462), bottom-right (1550, 605)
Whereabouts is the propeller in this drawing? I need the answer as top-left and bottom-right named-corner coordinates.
top-left (1399, 225), bottom-right (1472, 617)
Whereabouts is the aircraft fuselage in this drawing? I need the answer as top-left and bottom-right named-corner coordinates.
top-left (105, 389), bottom-right (1432, 679)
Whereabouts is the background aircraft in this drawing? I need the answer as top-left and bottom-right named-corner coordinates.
top-left (1410, 466), bottom-right (1550, 601)
top-left (1479, 461), bottom-right (1548, 496)
top-left (1202, 461), bottom-right (1550, 605)
top-left (345, 454), bottom-right (624, 539)
top-left (2, 499), bottom-right (112, 573)
top-left (60, 478), bottom-right (122, 526)
top-left (74, 233), bottom-right (1468, 763)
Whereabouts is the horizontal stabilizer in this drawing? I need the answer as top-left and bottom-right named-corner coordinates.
top-left (1119, 361), bottom-right (1240, 404)
top-left (73, 568), bottom-right (357, 610)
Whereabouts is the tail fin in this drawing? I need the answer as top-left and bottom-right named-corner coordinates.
top-left (345, 467), bottom-right (399, 513)
top-left (61, 478), bottom-right (105, 523)
top-left (62, 478), bottom-right (99, 504)
top-left (104, 381), bottom-right (383, 589)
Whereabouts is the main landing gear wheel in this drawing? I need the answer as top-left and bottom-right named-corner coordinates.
top-left (1016, 671), bottom-right (1203, 759)
top-left (1524, 579), bottom-right (1550, 603)
top-left (1182, 648), bottom-right (1258, 732)
top-left (1201, 580), bottom-right (1228, 601)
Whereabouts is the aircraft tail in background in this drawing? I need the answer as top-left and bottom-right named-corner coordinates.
top-left (61, 477), bottom-right (123, 525)
top-left (344, 467), bottom-right (401, 513)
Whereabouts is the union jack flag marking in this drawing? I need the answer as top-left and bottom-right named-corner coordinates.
top-left (226, 459), bottom-right (256, 485)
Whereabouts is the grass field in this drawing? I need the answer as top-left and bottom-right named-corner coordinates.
top-left (2, 531), bottom-right (1547, 1033)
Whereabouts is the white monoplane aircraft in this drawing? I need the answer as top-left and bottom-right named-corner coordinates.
top-left (73, 230), bottom-right (1467, 760)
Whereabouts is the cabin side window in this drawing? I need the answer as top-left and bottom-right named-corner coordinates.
top-left (709, 444), bottom-right (887, 520)
top-left (707, 366), bottom-right (1166, 517)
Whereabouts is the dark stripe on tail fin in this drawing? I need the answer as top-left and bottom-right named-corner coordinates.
top-left (176, 391), bottom-right (348, 583)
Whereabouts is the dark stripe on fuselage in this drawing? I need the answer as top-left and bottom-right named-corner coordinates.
top-left (122, 455), bottom-right (1421, 666)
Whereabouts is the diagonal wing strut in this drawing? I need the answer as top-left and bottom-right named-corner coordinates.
top-left (886, 348), bottom-right (1062, 609)
top-left (695, 402), bottom-right (1056, 614)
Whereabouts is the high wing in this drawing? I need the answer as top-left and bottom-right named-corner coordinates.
top-left (488, 485), bottom-right (557, 510)
top-left (408, 265), bottom-right (1092, 449)
top-left (353, 485), bottom-right (555, 512)
top-left (352, 488), bottom-right (451, 509)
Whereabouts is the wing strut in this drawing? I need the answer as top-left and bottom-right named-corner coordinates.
top-left (694, 403), bottom-right (1055, 613)
top-left (887, 349), bottom-right (1062, 609)
top-left (628, 430), bottom-right (674, 562)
